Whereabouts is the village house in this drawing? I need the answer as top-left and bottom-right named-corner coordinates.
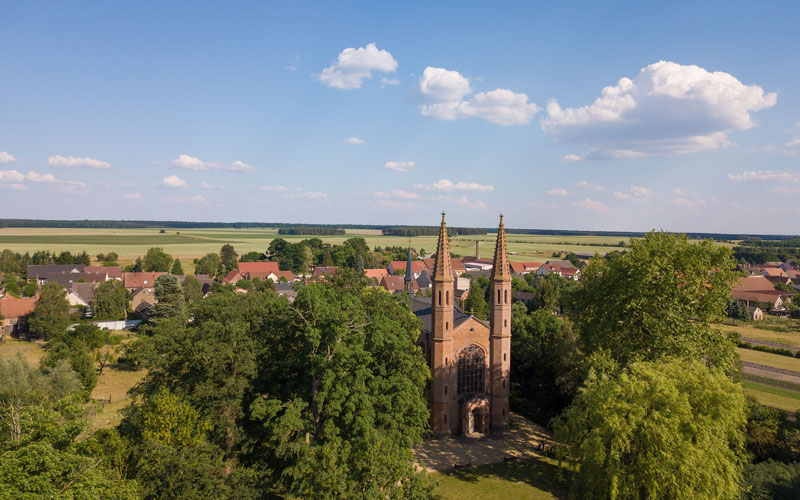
top-left (732, 275), bottom-right (794, 312)
top-left (364, 268), bottom-right (389, 285)
top-left (0, 295), bottom-right (37, 336)
top-left (123, 272), bottom-right (166, 293)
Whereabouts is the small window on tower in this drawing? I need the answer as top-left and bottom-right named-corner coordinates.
top-left (444, 385), bottom-right (447, 394)
top-left (446, 290), bottom-right (450, 305)
top-left (504, 319), bottom-right (507, 327)
top-left (444, 415), bottom-right (447, 424)
top-left (497, 289), bottom-right (501, 302)
top-left (504, 353), bottom-right (507, 361)
top-left (504, 289), bottom-right (508, 304)
top-left (502, 408), bottom-right (506, 417)
top-left (438, 290), bottom-right (442, 305)
top-left (446, 321), bottom-right (449, 330)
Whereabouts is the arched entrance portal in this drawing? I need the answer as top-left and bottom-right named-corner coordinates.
top-left (469, 408), bottom-right (483, 434)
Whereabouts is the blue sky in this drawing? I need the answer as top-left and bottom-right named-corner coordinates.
top-left (1, 1), bottom-right (799, 233)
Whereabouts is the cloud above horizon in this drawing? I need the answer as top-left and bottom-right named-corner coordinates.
top-left (317, 43), bottom-right (398, 90)
top-left (159, 174), bottom-right (187, 188)
top-left (0, 152), bottom-right (17, 164)
top-left (418, 66), bottom-right (539, 126)
top-left (414, 179), bottom-right (494, 192)
top-left (0, 169), bottom-right (88, 193)
top-left (170, 154), bottom-right (255, 172)
top-left (384, 161), bottom-right (414, 172)
top-left (48, 155), bottom-right (111, 169)
top-left (541, 60), bottom-right (777, 160)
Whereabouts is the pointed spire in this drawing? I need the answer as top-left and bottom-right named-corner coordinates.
top-left (433, 211), bottom-right (453, 282)
top-left (491, 214), bottom-right (510, 281)
top-left (404, 246), bottom-right (414, 286)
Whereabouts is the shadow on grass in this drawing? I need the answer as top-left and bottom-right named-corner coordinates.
top-left (439, 456), bottom-right (570, 499)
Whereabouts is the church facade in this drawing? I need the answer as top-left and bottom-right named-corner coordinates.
top-left (412, 213), bottom-right (511, 435)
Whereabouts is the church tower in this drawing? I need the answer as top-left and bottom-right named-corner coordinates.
top-left (430, 212), bottom-right (455, 435)
top-left (489, 214), bottom-right (511, 431)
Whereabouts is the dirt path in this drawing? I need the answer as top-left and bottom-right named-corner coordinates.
top-left (742, 361), bottom-right (800, 385)
top-left (413, 412), bottom-right (552, 472)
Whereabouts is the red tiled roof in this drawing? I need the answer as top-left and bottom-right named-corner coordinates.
top-left (0, 296), bottom-right (37, 320)
top-left (380, 275), bottom-right (418, 292)
top-left (313, 266), bottom-right (339, 276)
top-left (270, 271), bottom-right (295, 281)
top-left (238, 262), bottom-right (280, 275)
top-left (733, 276), bottom-right (776, 292)
top-left (222, 269), bottom-right (242, 284)
top-left (762, 267), bottom-right (787, 278)
top-left (733, 290), bottom-right (790, 303)
top-left (84, 266), bottom-right (122, 279)
top-left (123, 272), bottom-right (166, 289)
top-left (364, 268), bottom-right (389, 281)
top-left (389, 261), bottom-right (428, 274)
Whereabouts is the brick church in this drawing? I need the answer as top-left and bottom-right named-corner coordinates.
top-left (411, 213), bottom-right (511, 435)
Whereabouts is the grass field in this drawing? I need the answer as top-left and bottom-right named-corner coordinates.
top-left (0, 335), bottom-right (144, 430)
top-left (433, 457), bottom-right (569, 500)
top-left (0, 226), bottom-right (730, 266)
top-left (743, 380), bottom-right (800, 412)
top-left (724, 324), bottom-right (800, 347)
top-left (737, 348), bottom-right (800, 372)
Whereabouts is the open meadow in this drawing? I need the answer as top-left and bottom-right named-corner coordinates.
top-left (0, 226), bottom-right (731, 268)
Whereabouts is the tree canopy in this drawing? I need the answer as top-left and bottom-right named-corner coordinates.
top-left (554, 357), bottom-right (747, 500)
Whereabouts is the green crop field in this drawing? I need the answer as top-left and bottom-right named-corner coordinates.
top-left (724, 324), bottom-right (800, 348)
top-left (0, 226), bottom-right (735, 266)
top-left (743, 380), bottom-right (800, 412)
top-left (433, 457), bottom-right (569, 500)
top-left (737, 348), bottom-right (800, 372)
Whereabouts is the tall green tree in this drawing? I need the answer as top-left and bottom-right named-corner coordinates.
top-left (195, 253), bottom-right (221, 278)
top-left (94, 279), bottom-right (129, 320)
top-left (219, 244), bottom-right (238, 273)
top-left (27, 282), bottom-right (71, 339)
top-left (554, 357), bottom-right (747, 500)
top-left (183, 275), bottom-right (203, 305)
top-left (463, 281), bottom-right (489, 320)
top-left (147, 274), bottom-right (184, 326)
top-left (170, 258), bottom-right (184, 275)
top-left (143, 247), bottom-right (173, 272)
top-left (565, 231), bottom-right (740, 369)
top-left (511, 303), bottom-right (580, 423)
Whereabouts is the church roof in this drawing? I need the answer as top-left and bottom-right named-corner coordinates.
top-left (410, 297), bottom-right (486, 333)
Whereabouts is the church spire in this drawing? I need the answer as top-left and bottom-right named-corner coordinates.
top-left (491, 214), bottom-right (510, 281)
top-left (432, 212), bottom-right (453, 282)
top-left (404, 245), bottom-right (414, 293)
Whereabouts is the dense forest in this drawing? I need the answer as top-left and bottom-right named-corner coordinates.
top-left (733, 238), bottom-right (800, 263)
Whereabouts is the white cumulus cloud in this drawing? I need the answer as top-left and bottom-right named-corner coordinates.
top-left (122, 192), bottom-right (142, 200)
top-left (343, 137), bottom-right (366, 145)
top-left (170, 154), bottom-right (255, 172)
top-left (48, 155), bottom-right (111, 169)
top-left (0, 152), bottom-right (17, 164)
top-left (573, 198), bottom-right (610, 213)
top-left (384, 161), bottom-right (415, 172)
top-left (728, 170), bottom-right (800, 183)
top-left (159, 175), bottom-right (187, 188)
top-left (613, 186), bottom-right (653, 201)
top-left (541, 60), bottom-right (777, 159)
top-left (1, 170), bottom-right (88, 193)
top-left (574, 180), bottom-right (606, 191)
top-left (317, 43), bottom-right (398, 90)
top-left (285, 191), bottom-right (328, 200)
top-left (414, 179), bottom-right (494, 192)
top-left (546, 188), bottom-right (569, 196)
top-left (419, 66), bottom-right (539, 126)
top-left (260, 185), bottom-right (289, 192)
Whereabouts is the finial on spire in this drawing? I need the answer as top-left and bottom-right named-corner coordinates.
top-left (499, 213), bottom-right (504, 223)
top-left (441, 211), bottom-right (446, 223)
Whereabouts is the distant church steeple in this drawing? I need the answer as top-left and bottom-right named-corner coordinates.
top-left (404, 245), bottom-right (414, 294)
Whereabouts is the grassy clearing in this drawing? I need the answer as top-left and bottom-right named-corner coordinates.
top-left (743, 380), bottom-right (800, 412)
top-left (737, 348), bottom-right (800, 372)
top-left (433, 457), bottom-right (569, 500)
top-left (724, 324), bottom-right (800, 347)
top-left (0, 337), bottom-right (46, 365)
top-left (0, 334), bottom-right (144, 430)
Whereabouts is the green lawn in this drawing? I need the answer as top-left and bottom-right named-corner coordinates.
top-left (737, 348), bottom-right (800, 372)
top-left (433, 457), bottom-right (570, 500)
top-left (743, 380), bottom-right (800, 412)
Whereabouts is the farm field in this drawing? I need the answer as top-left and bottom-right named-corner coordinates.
top-left (0, 226), bottom-right (728, 266)
top-left (433, 457), bottom-right (569, 500)
top-left (724, 324), bottom-right (800, 348)
top-left (737, 348), bottom-right (800, 373)
top-left (742, 380), bottom-right (800, 412)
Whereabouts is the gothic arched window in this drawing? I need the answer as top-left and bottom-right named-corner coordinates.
top-left (457, 345), bottom-right (485, 395)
